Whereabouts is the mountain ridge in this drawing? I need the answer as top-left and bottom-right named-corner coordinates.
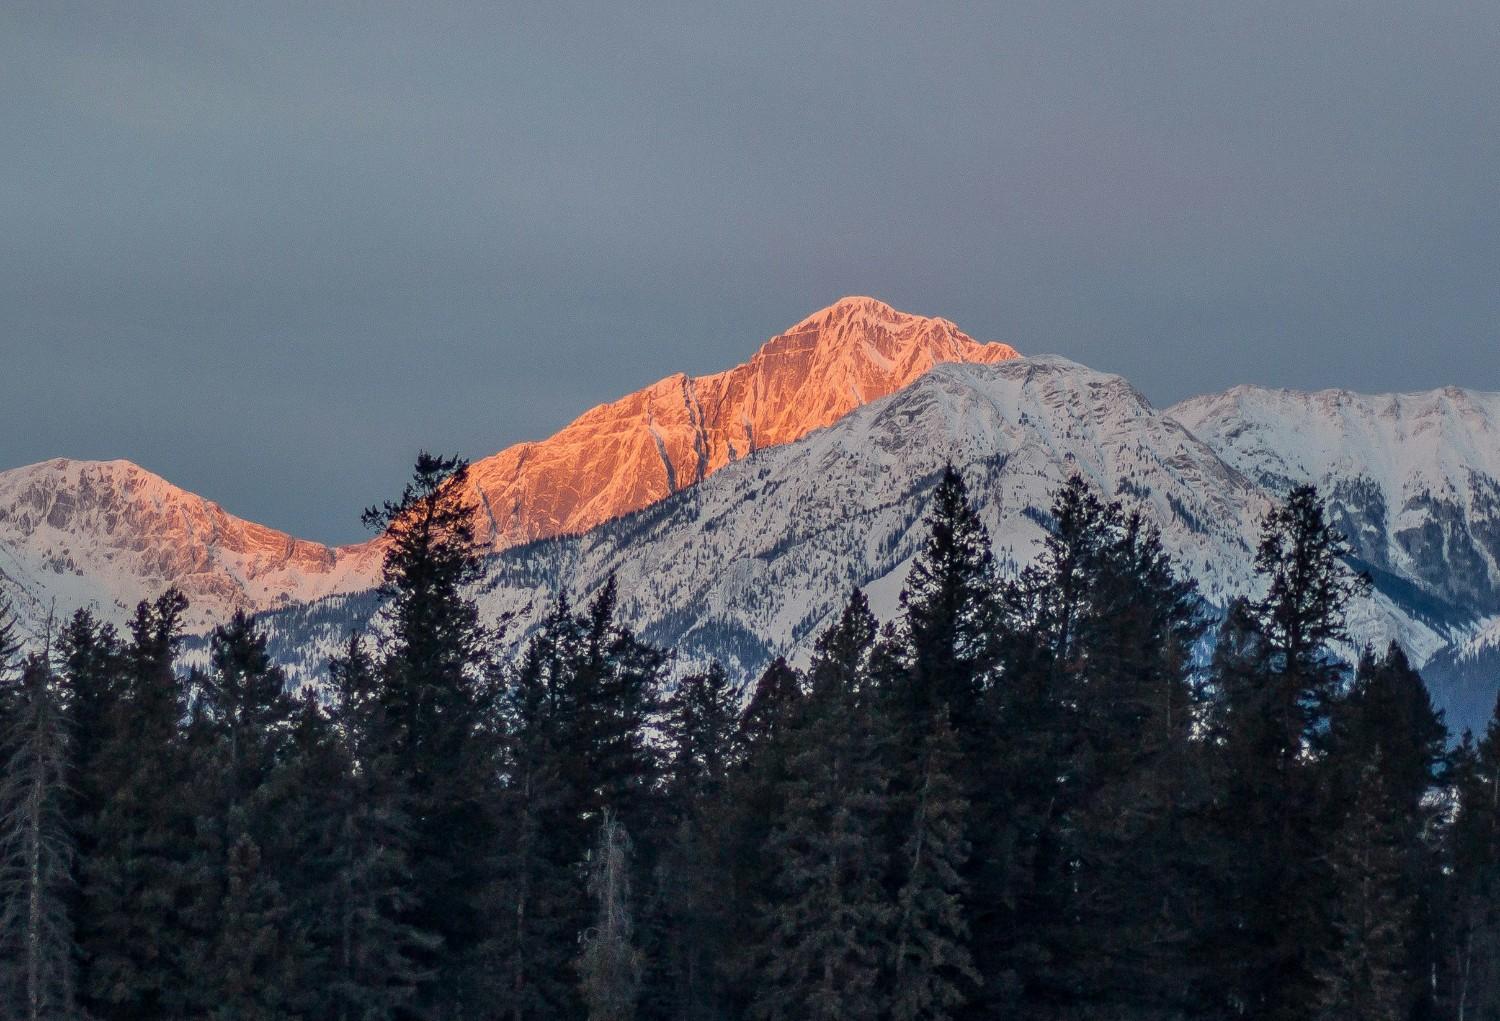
top-left (0, 297), bottom-right (1019, 636)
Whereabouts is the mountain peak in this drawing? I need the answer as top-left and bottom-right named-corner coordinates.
top-left (462, 299), bottom-right (1021, 548)
top-left (789, 295), bottom-right (909, 330)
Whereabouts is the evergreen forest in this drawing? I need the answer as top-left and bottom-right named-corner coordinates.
top-left (2, 452), bottom-right (1497, 1021)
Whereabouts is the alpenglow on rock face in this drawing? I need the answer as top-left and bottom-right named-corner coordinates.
top-left (460, 296), bottom-right (1020, 547)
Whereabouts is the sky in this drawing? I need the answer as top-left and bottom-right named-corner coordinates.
top-left (2, 2), bottom-right (1497, 544)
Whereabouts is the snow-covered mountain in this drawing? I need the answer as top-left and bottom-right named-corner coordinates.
top-left (0, 298), bottom-right (1018, 639)
top-left (2, 300), bottom-right (1494, 729)
top-left (1170, 384), bottom-right (1500, 729)
top-left (249, 358), bottom-right (1455, 707)
top-left (0, 458), bottom-right (377, 636)
top-left (1170, 385), bottom-right (1500, 620)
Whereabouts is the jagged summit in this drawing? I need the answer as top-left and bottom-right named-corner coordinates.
top-left (460, 298), bottom-right (1021, 547)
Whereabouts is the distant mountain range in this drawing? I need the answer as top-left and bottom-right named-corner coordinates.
top-left (4, 298), bottom-right (1496, 731)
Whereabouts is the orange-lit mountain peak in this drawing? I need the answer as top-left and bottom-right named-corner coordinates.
top-left (462, 299), bottom-right (1021, 548)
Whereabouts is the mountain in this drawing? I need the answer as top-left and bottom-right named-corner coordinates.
top-left (0, 458), bottom-right (376, 635)
top-left (460, 295), bottom-right (1019, 547)
top-left (1170, 384), bottom-right (1500, 621)
top-left (2, 299), bottom-right (1494, 729)
top-left (0, 298), bottom-right (1019, 638)
top-left (250, 357), bottom-right (1453, 706)
top-left (1170, 384), bottom-right (1500, 727)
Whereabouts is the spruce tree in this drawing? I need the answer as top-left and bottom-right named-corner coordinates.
top-left (493, 597), bottom-right (591, 1021)
top-left (1314, 753), bottom-right (1420, 1021)
top-left (183, 611), bottom-right (305, 1019)
top-left (206, 834), bottom-right (302, 1021)
top-left (0, 653), bottom-right (78, 1021)
top-left (720, 657), bottom-right (804, 1017)
top-left (975, 476), bottom-right (1119, 1015)
top-left (654, 662), bottom-right (741, 1021)
top-left (895, 463), bottom-right (1001, 729)
top-left (1210, 485), bottom-right (1371, 1020)
top-left (734, 656), bottom-right (802, 756)
top-left (196, 610), bottom-right (297, 816)
top-left (363, 451), bottom-right (503, 1015)
top-left (55, 608), bottom-right (125, 1011)
top-left (491, 585), bottom-right (667, 1021)
top-left (304, 638), bottom-right (437, 1021)
top-left (57, 609), bottom-right (124, 828)
top-left (889, 711), bottom-right (978, 1021)
top-left (1439, 699), bottom-right (1500, 1020)
top-left (80, 589), bottom-right (195, 1020)
top-left (753, 591), bottom-right (892, 1021)
top-left (1052, 504), bottom-right (1207, 1016)
top-left (567, 578), bottom-right (665, 839)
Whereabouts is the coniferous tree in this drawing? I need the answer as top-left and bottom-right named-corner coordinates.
top-left (1320, 645), bottom-right (1446, 1019)
top-left (206, 833), bottom-right (301, 1021)
top-left (1051, 500), bottom-right (1207, 1017)
top-left (57, 609), bottom-right (124, 829)
top-left (720, 657), bottom-right (804, 1018)
top-left (55, 608), bottom-right (125, 1011)
top-left (753, 591), bottom-right (892, 1021)
top-left (654, 662), bottom-right (741, 1021)
top-left (492, 585), bottom-right (667, 1021)
top-left (579, 811), bottom-right (643, 1021)
top-left (81, 589), bottom-right (195, 1021)
top-left (0, 652), bottom-right (78, 1021)
top-left (363, 452), bottom-right (503, 1016)
top-left (889, 710), bottom-right (978, 1021)
top-left (300, 636), bottom-right (436, 1021)
top-left (894, 463), bottom-right (1001, 731)
top-left (976, 476), bottom-right (1119, 1014)
top-left (735, 657), bottom-right (802, 756)
top-left (1315, 752), bottom-right (1421, 1021)
top-left (1210, 485), bottom-right (1371, 1020)
top-left (1439, 698), bottom-right (1500, 1020)
top-left (493, 599), bottom-right (589, 1021)
top-left (567, 577), bottom-right (665, 839)
top-left (184, 611), bottom-right (305, 1019)
top-left (881, 466), bottom-right (1011, 1019)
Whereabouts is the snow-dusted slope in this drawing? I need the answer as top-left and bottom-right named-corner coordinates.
top-left (461, 296), bottom-right (1020, 547)
top-left (1170, 385), bottom-right (1500, 621)
top-left (253, 357), bottom-right (1449, 692)
top-left (0, 459), bottom-right (378, 636)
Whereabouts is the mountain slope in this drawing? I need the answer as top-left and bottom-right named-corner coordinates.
top-left (462, 296), bottom-right (1020, 546)
top-left (1169, 385), bottom-right (1500, 622)
top-left (0, 459), bottom-right (376, 635)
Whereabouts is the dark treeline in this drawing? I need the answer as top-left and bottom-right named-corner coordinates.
top-left (1, 453), bottom-right (1498, 1021)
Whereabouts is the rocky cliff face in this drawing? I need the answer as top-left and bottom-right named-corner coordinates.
top-left (461, 296), bottom-right (1020, 546)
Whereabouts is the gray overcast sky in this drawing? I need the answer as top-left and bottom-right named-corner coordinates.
top-left (2, 2), bottom-right (1497, 543)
